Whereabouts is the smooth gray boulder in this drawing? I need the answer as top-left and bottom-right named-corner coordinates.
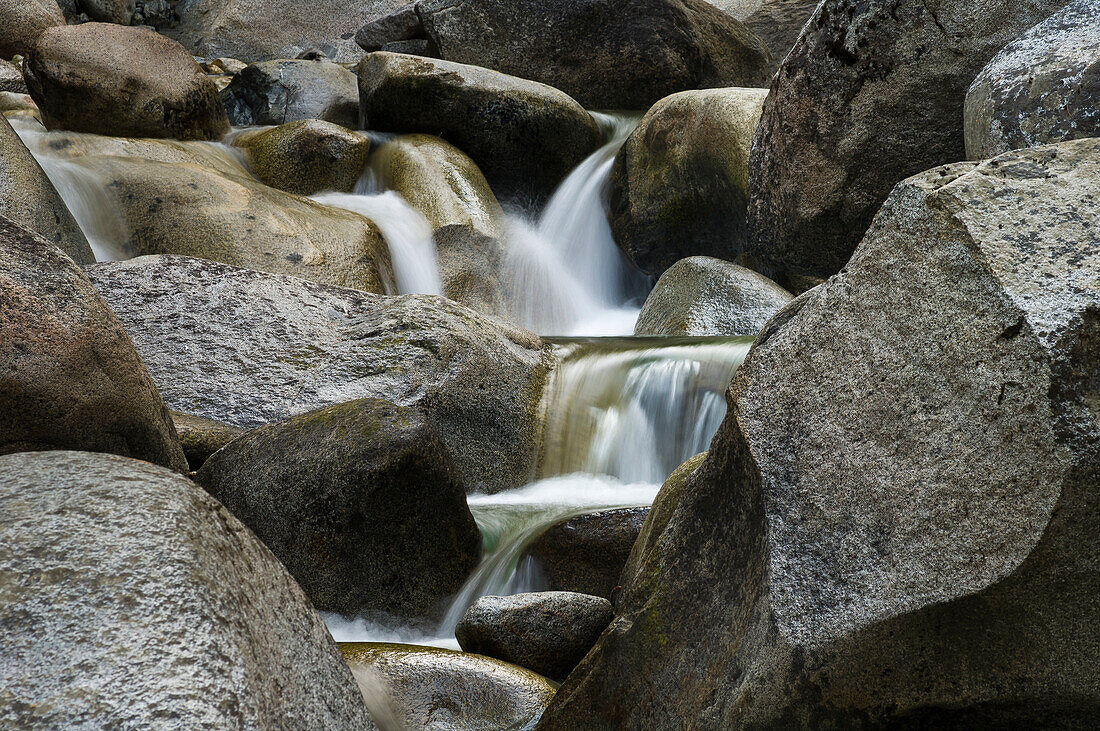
top-left (221, 58), bottom-right (360, 128)
top-left (747, 0), bottom-right (1072, 290)
top-left (0, 0), bottom-right (64, 59)
top-left (457, 592), bottom-right (614, 681)
top-left (86, 255), bottom-right (552, 493)
top-left (0, 216), bottom-right (186, 472)
top-left (0, 115), bottom-right (93, 264)
top-left (80, 0), bottom-right (135, 23)
top-left (343, 642), bottom-right (557, 729)
top-left (609, 87), bottom-right (768, 276)
top-left (0, 451), bottom-right (374, 730)
top-left (520, 507), bottom-right (649, 598)
top-left (411, 0), bottom-right (772, 109)
top-left (634, 256), bottom-right (793, 336)
top-left (965, 0), bottom-right (1100, 159)
top-left (739, 0), bottom-right (819, 76)
top-left (196, 398), bottom-right (482, 617)
top-left (540, 138), bottom-right (1100, 728)
top-left (25, 23), bottom-right (228, 140)
top-left (358, 52), bottom-right (601, 201)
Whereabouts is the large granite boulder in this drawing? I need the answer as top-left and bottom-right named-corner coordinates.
top-left (0, 451), bottom-right (373, 729)
top-left (520, 507), bottom-right (649, 598)
top-left (739, 0), bottom-right (820, 77)
top-left (25, 23), bottom-right (228, 140)
top-left (87, 255), bottom-right (552, 493)
top-left (369, 134), bottom-right (509, 317)
top-left (171, 0), bottom-right (391, 63)
top-left (0, 217), bottom-right (186, 472)
top-left (342, 642), bottom-right (557, 729)
top-left (539, 138), bottom-right (1100, 727)
top-left (747, 0), bottom-right (1072, 289)
top-left (81, 0), bottom-right (135, 23)
top-left (87, 156), bottom-right (393, 294)
top-left (609, 87), bottom-right (767, 276)
top-left (405, 0), bottom-right (772, 110)
top-left (0, 0), bottom-right (64, 59)
top-left (171, 411), bottom-right (246, 471)
top-left (457, 592), bottom-right (614, 681)
top-left (235, 119), bottom-right (371, 195)
top-left (358, 52), bottom-right (600, 202)
top-left (965, 0), bottom-right (1100, 160)
top-left (221, 58), bottom-right (360, 128)
top-left (634, 256), bottom-right (793, 336)
top-left (196, 398), bottom-right (482, 617)
top-left (0, 115), bottom-right (93, 263)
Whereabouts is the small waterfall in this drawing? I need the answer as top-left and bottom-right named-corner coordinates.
top-left (313, 191), bottom-right (443, 296)
top-left (503, 113), bottom-right (650, 336)
top-left (326, 336), bottom-right (752, 647)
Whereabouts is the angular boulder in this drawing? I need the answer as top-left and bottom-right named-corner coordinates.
top-left (358, 52), bottom-right (601, 201)
top-left (747, 0), bottom-right (1072, 289)
top-left (457, 592), bottom-right (614, 681)
top-left (196, 398), bottom-right (482, 617)
top-left (0, 115), bottom-right (93, 264)
top-left (739, 0), bottom-right (820, 77)
top-left (540, 139), bottom-right (1100, 727)
top-left (634, 256), bottom-right (793, 336)
top-left (221, 58), bottom-right (360, 128)
top-left (87, 255), bottom-right (552, 493)
top-left (88, 156), bottom-right (393, 294)
top-left (25, 23), bottom-right (229, 140)
top-left (965, 0), bottom-right (1100, 159)
top-left (171, 411), bottom-right (246, 471)
top-left (520, 507), bottom-right (649, 598)
top-left (609, 87), bottom-right (768, 276)
top-left (235, 119), bottom-right (371, 195)
top-left (413, 0), bottom-right (772, 109)
top-left (171, 0), bottom-right (391, 63)
top-left (0, 217), bottom-right (186, 472)
top-left (342, 642), bottom-right (557, 729)
top-left (0, 0), bottom-right (64, 59)
top-left (0, 451), bottom-right (373, 729)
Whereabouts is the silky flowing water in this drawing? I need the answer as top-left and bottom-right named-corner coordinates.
top-left (14, 112), bottom-right (757, 654)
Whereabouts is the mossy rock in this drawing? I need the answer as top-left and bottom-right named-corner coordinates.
top-left (236, 119), bottom-right (371, 195)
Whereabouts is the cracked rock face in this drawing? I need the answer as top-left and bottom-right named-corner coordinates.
top-left (0, 450), bottom-right (374, 730)
top-left (539, 139), bottom-right (1100, 728)
top-left (86, 255), bottom-right (552, 493)
top-left (747, 0), bottom-right (1072, 289)
top-left (965, 0), bottom-right (1100, 159)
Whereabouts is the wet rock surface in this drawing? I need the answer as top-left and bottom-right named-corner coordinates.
top-left (342, 642), bottom-right (557, 729)
top-left (521, 507), bottom-right (649, 598)
top-left (609, 87), bottom-right (768, 277)
top-left (196, 398), bottom-right (482, 617)
top-left (0, 116), bottom-right (93, 264)
top-left (0, 451), bottom-right (373, 730)
top-left (413, 0), bottom-right (772, 109)
top-left (0, 216), bottom-right (186, 472)
top-left (221, 58), bottom-right (360, 127)
top-left (25, 23), bottom-right (228, 140)
top-left (540, 138), bottom-right (1100, 728)
top-left (87, 255), bottom-right (552, 493)
top-left (235, 119), bottom-right (371, 195)
top-left (747, 0), bottom-right (1072, 288)
top-left (634, 256), bottom-right (793, 337)
top-left (457, 592), bottom-right (614, 681)
top-left (965, 0), bottom-right (1100, 159)
top-left (358, 51), bottom-right (600, 202)
top-left (89, 155), bottom-right (393, 293)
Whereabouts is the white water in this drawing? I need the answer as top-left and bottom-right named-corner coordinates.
top-left (326, 336), bottom-right (752, 648)
top-left (313, 191), bottom-right (443, 296)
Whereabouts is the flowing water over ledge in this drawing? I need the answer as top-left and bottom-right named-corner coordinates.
top-left (325, 336), bottom-right (753, 648)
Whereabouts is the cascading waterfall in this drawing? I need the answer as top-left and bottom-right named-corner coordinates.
top-left (325, 335), bottom-right (753, 648)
